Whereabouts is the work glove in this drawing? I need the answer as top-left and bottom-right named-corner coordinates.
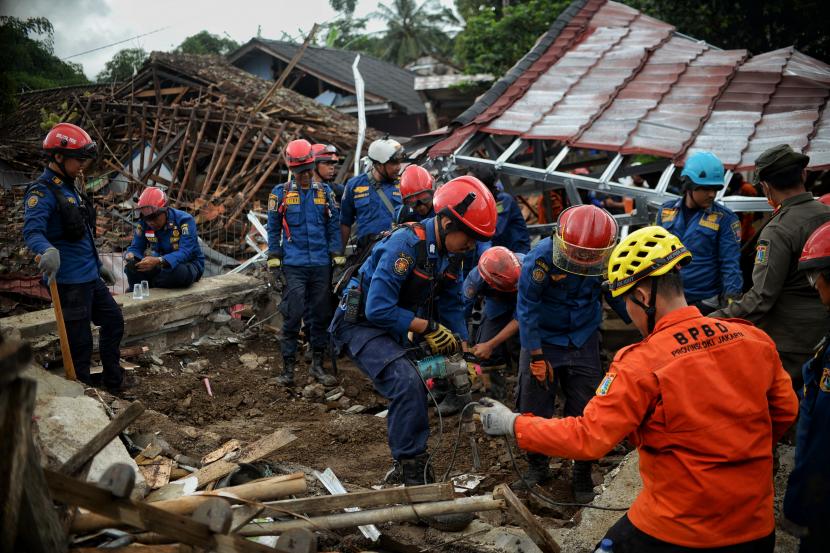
top-left (100, 264), bottom-right (117, 286)
top-left (723, 293), bottom-right (741, 306)
top-left (423, 321), bottom-right (461, 356)
top-left (477, 398), bottom-right (519, 437)
top-left (332, 255), bottom-right (347, 266)
top-left (38, 247), bottom-right (60, 285)
top-left (529, 353), bottom-right (554, 386)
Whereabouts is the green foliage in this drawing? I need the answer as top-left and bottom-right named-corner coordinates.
top-left (623, 0), bottom-right (828, 63)
top-left (176, 31), bottom-right (240, 56)
top-left (0, 16), bottom-right (89, 117)
top-left (454, 0), bottom-right (502, 21)
top-left (454, 0), bottom-right (569, 75)
top-left (96, 48), bottom-right (148, 83)
top-left (322, 16), bottom-right (384, 56)
top-left (40, 100), bottom-right (79, 131)
top-left (371, 0), bottom-right (458, 66)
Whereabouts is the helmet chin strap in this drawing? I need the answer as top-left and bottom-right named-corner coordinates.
top-left (628, 279), bottom-right (659, 334)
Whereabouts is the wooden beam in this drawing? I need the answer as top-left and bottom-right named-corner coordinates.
top-left (60, 401), bottom-right (145, 477)
top-left (135, 86), bottom-right (190, 98)
top-left (494, 485), bottom-right (561, 553)
top-left (177, 107), bottom-right (212, 203)
top-left (254, 23), bottom-right (319, 113)
top-left (169, 110), bottom-right (196, 199)
top-left (138, 103), bottom-right (147, 174)
top-left (202, 109), bottom-right (239, 195)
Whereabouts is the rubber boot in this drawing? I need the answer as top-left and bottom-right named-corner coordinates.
top-left (400, 454), bottom-right (473, 532)
top-left (276, 355), bottom-right (295, 387)
top-left (572, 460), bottom-right (596, 503)
top-left (511, 453), bottom-right (552, 490)
top-left (488, 367), bottom-right (507, 401)
top-left (309, 348), bottom-right (337, 387)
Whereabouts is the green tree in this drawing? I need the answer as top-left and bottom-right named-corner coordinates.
top-left (371, 0), bottom-right (458, 66)
top-left (321, 0), bottom-right (384, 58)
top-left (96, 48), bottom-right (148, 83)
top-left (623, 0), bottom-right (829, 63)
top-left (176, 30), bottom-right (240, 56)
top-left (0, 16), bottom-right (88, 117)
top-left (454, 0), bottom-right (568, 75)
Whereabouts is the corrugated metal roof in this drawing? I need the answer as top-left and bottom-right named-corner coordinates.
top-left (430, 0), bottom-right (830, 170)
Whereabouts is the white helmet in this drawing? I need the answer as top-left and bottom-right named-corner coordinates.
top-left (368, 138), bottom-right (404, 164)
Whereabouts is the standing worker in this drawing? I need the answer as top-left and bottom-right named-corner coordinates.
top-left (712, 145), bottom-right (830, 390)
top-left (479, 226), bottom-right (798, 552)
top-left (268, 139), bottom-right (341, 387)
top-left (23, 123), bottom-right (127, 393)
top-left (657, 151), bottom-right (742, 312)
top-left (125, 187), bottom-right (204, 290)
top-left (329, 176), bottom-right (496, 489)
top-left (466, 165), bottom-right (530, 254)
top-left (515, 205), bottom-right (630, 501)
top-left (396, 164), bottom-right (435, 224)
top-left (339, 138), bottom-right (403, 254)
top-left (782, 221), bottom-right (830, 552)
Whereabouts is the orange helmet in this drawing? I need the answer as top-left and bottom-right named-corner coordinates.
top-left (284, 139), bottom-right (315, 172)
top-left (136, 187), bottom-right (168, 218)
top-left (312, 143), bottom-right (338, 163)
top-left (400, 165), bottom-right (434, 202)
top-left (43, 122), bottom-right (98, 159)
top-left (819, 193), bottom-right (830, 206)
top-left (433, 175), bottom-right (497, 241)
top-left (479, 246), bottom-right (523, 292)
top-left (552, 205), bottom-right (618, 276)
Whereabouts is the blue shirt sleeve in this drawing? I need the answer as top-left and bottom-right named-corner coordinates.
top-left (462, 268), bottom-right (485, 317)
top-left (162, 214), bottom-right (200, 270)
top-left (517, 254), bottom-right (547, 351)
top-left (325, 185), bottom-right (343, 255)
top-left (340, 181), bottom-right (356, 227)
top-left (718, 210), bottom-right (743, 296)
top-left (126, 224), bottom-right (148, 259)
top-left (363, 234), bottom-right (417, 335)
top-left (507, 197), bottom-right (531, 253)
top-left (267, 185), bottom-right (284, 258)
top-left (22, 185), bottom-right (55, 255)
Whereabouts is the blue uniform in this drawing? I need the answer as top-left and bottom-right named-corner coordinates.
top-left (516, 237), bottom-right (630, 419)
top-left (493, 192), bottom-right (530, 254)
top-left (463, 267), bottom-right (516, 321)
top-left (339, 172), bottom-right (401, 242)
top-left (268, 180), bottom-right (342, 358)
top-left (23, 168), bottom-right (124, 389)
top-left (126, 208), bottom-right (204, 289)
top-left (657, 199), bottom-right (742, 302)
top-left (784, 337), bottom-right (830, 549)
top-left (329, 218), bottom-right (466, 459)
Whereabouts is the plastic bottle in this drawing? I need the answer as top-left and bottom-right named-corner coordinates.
top-left (595, 538), bottom-right (613, 553)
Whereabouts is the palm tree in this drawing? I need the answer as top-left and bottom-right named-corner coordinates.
top-left (371, 0), bottom-right (457, 66)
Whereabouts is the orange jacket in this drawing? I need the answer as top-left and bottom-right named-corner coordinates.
top-left (514, 306), bottom-right (798, 547)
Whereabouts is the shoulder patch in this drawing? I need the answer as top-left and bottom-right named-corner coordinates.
top-left (534, 258), bottom-right (550, 272)
top-left (820, 368), bottom-right (830, 392)
top-left (731, 220), bottom-right (741, 242)
top-left (464, 284), bottom-right (477, 299)
top-left (27, 195), bottom-right (38, 208)
top-left (596, 373), bottom-right (616, 396)
top-left (181, 223), bottom-right (190, 236)
top-left (532, 267), bottom-right (546, 283)
top-left (268, 193), bottom-right (278, 211)
top-left (755, 239), bottom-right (770, 265)
top-left (496, 201), bottom-right (504, 214)
top-left (661, 208), bottom-right (677, 223)
top-left (134, 225), bottom-right (143, 236)
top-left (393, 253), bottom-right (412, 276)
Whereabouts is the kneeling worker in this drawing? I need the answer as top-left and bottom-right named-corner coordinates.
top-left (125, 187), bottom-right (204, 290)
top-left (479, 226), bottom-right (798, 552)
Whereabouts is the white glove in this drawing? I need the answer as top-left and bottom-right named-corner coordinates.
top-left (477, 398), bottom-right (519, 437)
top-left (38, 247), bottom-right (60, 284)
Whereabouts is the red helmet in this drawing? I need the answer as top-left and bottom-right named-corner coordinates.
top-left (479, 246), bottom-right (523, 292)
top-left (433, 175), bottom-right (497, 241)
top-left (43, 122), bottom-right (98, 159)
top-left (552, 205), bottom-right (618, 276)
top-left (819, 193), bottom-right (830, 206)
top-left (136, 187), bottom-right (167, 218)
top-left (284, 139), bottom-right (315, 172)
top-left (799, 221), bottom-right (830, 274)
top-left (312, 143), bottom-right (339, 163)
top-left (400, 165), bottom-right (434, 201)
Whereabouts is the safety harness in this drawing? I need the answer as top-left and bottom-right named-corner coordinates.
top-left (276, 180), bottom-right (332, 242)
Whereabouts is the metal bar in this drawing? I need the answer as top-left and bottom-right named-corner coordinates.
top-left (494, 138), bottom-right (525, 168)
top-left (544, 145), bottom-right (570, 173)
top-left (599, 153), bottom-right (624, 185)
top-left (717, 170), bottom-right (733, 200)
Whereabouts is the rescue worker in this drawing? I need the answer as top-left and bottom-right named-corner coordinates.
top-left (657, 151), bottom-right (742, 312)
top-left (466, 165), bottom-right (530, 254)
top-left (463, 246), bottom-right (523, 400)
top-left (712, 144), bottom-right (830, 391)
top-left (268, 139), bottom-right (341, 387)
top-left (125, 187), bottom-right (204, 290)
top-left (782, 221), bottom-right (830, 552)
top-left (479, 226), bottom-right (799, 552)
top-left (396, 164), bottom-right (434, 224)
top-left (329, 176), bottom-right (496, 490)
top-left (339, 138), bottom-right (403, 253)
top-left (23, 123), bottom-right (127, 393)
top-left (516, 205), bottom-right (630, 501)
top-left (311, 143), bottom-right (343, 200)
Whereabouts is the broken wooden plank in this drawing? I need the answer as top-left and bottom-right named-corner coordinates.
top-left (138, 457), bottom-right (173, 489)
top-left (60, 400), bottom-right (145, 477)
top-left (494, 484), bottom-right (561, 553)
top-left (201, 439), bottom-right (242, 465)
top-left (177, 107), bottom-right (212, 203)
top-left (18, 427), bottom-right (68, 552)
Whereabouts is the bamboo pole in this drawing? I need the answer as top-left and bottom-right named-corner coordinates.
top-left (176, 107), bottom-right (212, 203)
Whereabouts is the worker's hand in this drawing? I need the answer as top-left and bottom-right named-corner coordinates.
top-left (723, 293), bottom-right (741, 305)
top-left (779, 515), bottom-right (808, 538)
top-left (476, 398), bottom-right (518, 437)
top-left (332, 255), bottom-right (347, 266)
top-left (100, 265), bottom-right (117, 286)
top-left (267, 256), bottom-right (282, 271)
top-left (529, 353), bottom-right (554, 385)
top-left (125, 252), bottom-right (135, 261)
top-left (423, 321), bottom-right (461, 356)
top-left (38, 247), bottom-right (60, 284)
top-left (472, 341), bottom-right (494, 360)
top-left (135, 256), bottom-right (162, 272)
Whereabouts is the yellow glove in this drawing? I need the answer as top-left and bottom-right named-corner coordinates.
top-left (423, 321), bottom-right (460, 356)
top-left (267, 257), bottom-right (282, 270)
top-left (332, 255), bottom-right (347, 266)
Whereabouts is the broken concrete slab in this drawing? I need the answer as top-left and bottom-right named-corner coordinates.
top-left (25, 365), bottom-right (147, 498)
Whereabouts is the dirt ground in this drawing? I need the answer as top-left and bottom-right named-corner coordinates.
top-left (121, 329), bottom-right (628, 545)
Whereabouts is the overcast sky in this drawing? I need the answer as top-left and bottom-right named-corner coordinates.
top-left (1, 0), bottom-right (456, 79)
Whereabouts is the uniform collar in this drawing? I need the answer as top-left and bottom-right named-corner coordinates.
top-left (43, 168), bottom-right (67, 187)
top-left (672, 196), bottom-right (716, 215)
top-left (779, 191), bottom-right (814, 209)
top-left (652, 306), bottom-right (703, 334)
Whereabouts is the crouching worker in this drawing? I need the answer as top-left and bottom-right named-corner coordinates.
top-left (125, 187), bottom-right (204, 290)
top-left (329, 176), bottom-right (496, 499)
top-left (478, 226), bottom-right (798, 553)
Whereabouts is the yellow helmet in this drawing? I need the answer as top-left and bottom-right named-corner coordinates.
top-left (605, 226), bottom-right (692, 297)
